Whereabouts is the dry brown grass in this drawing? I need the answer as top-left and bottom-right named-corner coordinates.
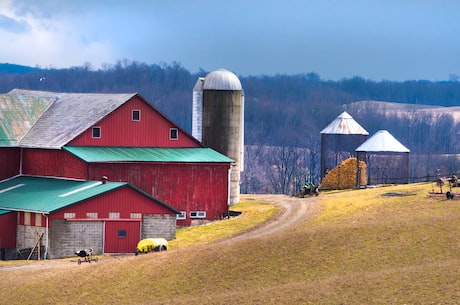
top-left (2, 183), bottom-right (460, 304)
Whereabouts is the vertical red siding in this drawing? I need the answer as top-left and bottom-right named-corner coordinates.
top-left (87, 163), bottom-right (230, 226)
top-left (0, 212), bottom-right (17, 248)
top-left (104, 221), bottom-right (140, 253)
top-left (22, 149), bottom-right (87, 179)
top-left (68, 97), bottom-right (201, 147)
top-left (50, 186), bottom-right (176, 221)
top-left (0, 148), bottom-right (20, 180)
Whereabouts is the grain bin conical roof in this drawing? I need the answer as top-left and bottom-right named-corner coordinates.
top-left (356, 130), bottom-right (410, 152)
top-left (320, 111), bottom-right (369, 135)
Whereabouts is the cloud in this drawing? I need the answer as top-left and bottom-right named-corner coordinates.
top-left (0, 14), bottom-right (30, 33)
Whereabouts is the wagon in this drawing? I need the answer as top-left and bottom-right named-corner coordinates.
top-left (75, 248), bottom-right (98, 264)
top-left (135, 238), bottom-right (168, 255)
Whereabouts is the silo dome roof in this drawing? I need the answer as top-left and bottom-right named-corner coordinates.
top-left (203, 69), bottom-right (242, 91)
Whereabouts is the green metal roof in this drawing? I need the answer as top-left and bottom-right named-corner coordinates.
top-left (0, 176), bottom-right (127, 214)
top-left (63, 146), bottom-right (234, 163)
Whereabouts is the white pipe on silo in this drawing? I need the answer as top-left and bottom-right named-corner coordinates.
top-left (192, 77), bottom-right (204, 141)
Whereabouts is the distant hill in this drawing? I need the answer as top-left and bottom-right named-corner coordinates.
top-left (0, 63), bottom-right (41, 74)
top-left (346, 100), bottom-right (460, 122)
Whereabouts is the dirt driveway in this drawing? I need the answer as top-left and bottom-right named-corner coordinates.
top-left (0, 194), bottom-right (319, 271)
top-left (221, 194), bottom-right (319, 243)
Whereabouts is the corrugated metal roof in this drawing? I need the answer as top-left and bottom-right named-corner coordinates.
top-left (0, 176), bottom-right (126, 213)
top-left (6, 90), bottom-right (137, 149)
top-left (63, 146), bottom-right (234, 163)
top-left (320, 111), bottom-right (369, 135)
top-left (0, 94), bottom-right (55, 146)
top-left (202, 69), bottom-right (242, 91)
top-left (356, 130), bottom-right (410, 152)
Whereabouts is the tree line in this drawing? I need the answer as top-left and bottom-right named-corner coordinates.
top-left (2, 61), bottom-right (460, 193)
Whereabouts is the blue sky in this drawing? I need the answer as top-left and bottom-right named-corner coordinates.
top-left (1, 0), bottom-right (459, 81)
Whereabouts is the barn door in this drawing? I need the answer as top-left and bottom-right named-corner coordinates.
top-left (104, 221), bottom-right (140, 254)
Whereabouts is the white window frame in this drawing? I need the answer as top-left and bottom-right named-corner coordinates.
top-left (132, 109), bottom-right (141, 121)
top-left (176, 211), bottom-right (186, 220)
top-left (64, 212), bottom-right (76, 219)
top-left (109, 212), bottom-right (120, 219)
top-left (169, 128), bottom-right (179, 140)
top-left (130, 213), bottom-right (142, 219)
top-left (92, 126), bottom-right (101, 138)
top-left (86, 212), bottom-right (98, 219)
top-left (190, 211), bottom-right (206, 219)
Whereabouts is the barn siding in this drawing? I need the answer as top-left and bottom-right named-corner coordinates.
top-left (0, 212), bottom-right (17, 249)
top-left (49, 186), bottom-right (176, 221)
top-left (0, 147), bottom-right (20, 180)
top-left (22, 148), bottom-right (87, 179)
top-left (49, 220), bottom-right (103, 259)
top-left (88, 163), bottom-right (230, 226)
top-left (142, 214), bottom-right (176, 240)
top-left (69, 97), bottom-right (200, 147)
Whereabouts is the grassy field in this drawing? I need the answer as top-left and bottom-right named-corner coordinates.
top-left (2, 183), bottom-right (460, 304)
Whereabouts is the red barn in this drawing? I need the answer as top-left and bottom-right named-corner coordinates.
top-left (0, 176), bottom-right (179, 259)
top-left (0, 89), bottom-right (234, 257)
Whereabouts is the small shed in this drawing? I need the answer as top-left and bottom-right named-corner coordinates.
top-left (320, 111), bottom-right (368, 179)
top-left (356, 130), bottom-right (410, 185)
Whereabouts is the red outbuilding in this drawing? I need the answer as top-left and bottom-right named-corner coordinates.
top-left (0, 176), bottom-right (179, 259)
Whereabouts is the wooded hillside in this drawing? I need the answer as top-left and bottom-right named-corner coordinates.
top-left (2, 61), bottom-right (460, 193)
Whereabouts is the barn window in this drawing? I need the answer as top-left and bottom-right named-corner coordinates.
top-left (169, 128), bottom-right (178, 140)
top-left (130, 213), bottom-right (142, 219)
top-left (64, 212), bottom-right (75, 219)
top-left (190, 211), bottom-right (206, 218)
top-left (35, 213), bottom-right (42, 227)
top-left (109, 212), bottom-right (120, 219)
top-left (176, 211), bottom-right (186, 220)
top-left (92, 126), bottom-right (101, 138)
top-left (118, 230), bottom-right (127, 238)
top-left (86, 212), bottom-right (98, 218)
top-left (132, 109), bottom-right (141, 121)
top-left (24, 212), bottom-right (31, 225)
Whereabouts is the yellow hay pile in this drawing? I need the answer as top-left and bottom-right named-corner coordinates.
top-left (320, 157), bottom-right (367, 189)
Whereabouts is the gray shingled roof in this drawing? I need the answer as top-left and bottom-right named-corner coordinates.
top-left (7, 90), bottom-right (136, 149)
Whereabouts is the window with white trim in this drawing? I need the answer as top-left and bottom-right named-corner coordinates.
top-left (130, 213), bottom-right (142, 219)
top-left (169, 128), bottom-right (178, 140)
top-left (86, 212), bottom-right (98, 219)
top-left (176, 211), bottom-right (186, 220)
top-left (190, 211), bottom-right (206, 219)
top-left (92, 126), bottom-right (101, 138)
top-left (109, 212), bottom-right (120, 219)
top-left (64, 212), bottom-right (76, 219)
top-left (132, 109), bottom-right (141, 121)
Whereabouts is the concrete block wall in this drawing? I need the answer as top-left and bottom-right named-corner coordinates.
top-left (142, 214), bottom-right (176, 240)
top-left (49, 220), bottom-right (103, 259)
top-left (16, 225), bottom-right (46, 251)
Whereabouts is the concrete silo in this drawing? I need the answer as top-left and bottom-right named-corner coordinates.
top-left (192, 69), bottom-right (244, 205)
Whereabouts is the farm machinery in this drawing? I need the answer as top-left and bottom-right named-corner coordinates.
top-left (295, 182), bottom-right (319, 198)
top-left (75, 248), bottom-right (98, 264)
top-left (135, 238), bottom-right (168, 255)
top-left (430, 174), bottom-right (459, 200)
